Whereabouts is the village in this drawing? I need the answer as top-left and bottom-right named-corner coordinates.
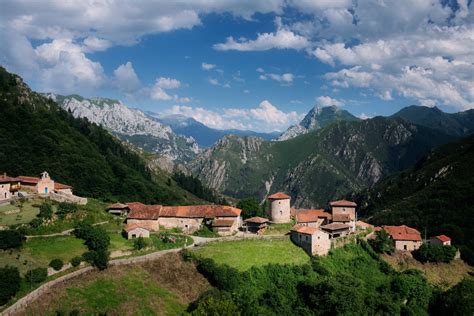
top-left (1, 171), bottom-right (453, 258)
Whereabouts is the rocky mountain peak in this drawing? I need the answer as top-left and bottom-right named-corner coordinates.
top-left (278, 105), bottom-right (360, 141)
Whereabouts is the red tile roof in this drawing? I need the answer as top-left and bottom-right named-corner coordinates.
top-left (107, 203), bottom-right (129, 210)
top-left (356, 220), bottom-right (374, 229)
top-left (433, 235), bottom-right (451, 242)
top-left (268, 192), bottom-right (290, 200)
top-left (17, 176), bottom-right (40, 184)
top-left (126, 202), bottom-right (162, 220)
top-left (291, 224), bottom-right (319, 235)
top-left (244, 216), bottom-right (269, 224)
top-left (320, 222), bottom-right (351, 231)
top-left (383, 225), bottom-right (422, 241)
top-left (0, 175), bottom-right (19, 183)
top-left (330, 199), bottom-right (357, 207)
top-left (160, 205), bottom-right (241, 218)
top-left (124, 223), bottom-right (152, 232)
top-left (212, 219), bottom-right (236, 227)
top-left (54, 182), bottom-right (72, 190)
top-left (296, 209), bottom-right (332, 223)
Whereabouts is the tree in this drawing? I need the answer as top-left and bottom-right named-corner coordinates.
top-left (49, 259), bottom-right (64, 271)
top-left (413, 243), bottom-right (457, 263)
top-left (0, 266), bottom-right (21, 305)
top-left (25, 267), bottom-right (48, 283)
top-left (133, 237), bottom-right (148, 250)
top-left (70, 256), bottom-right (82, 268)
top-left (38, 202), bottom-right (53, 219)
top-left (74, 222), bottom-right (110, 269)
top-left (369, 229), bottom-right (395, 254)
top-left (236, 197), bottom-right (262, 219)
top-left (430, 278), bottom-right (474, 315)
top-left (0, 230), bottom-right (25, 250)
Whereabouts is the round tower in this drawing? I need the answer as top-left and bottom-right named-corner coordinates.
top-left (268, 192), bottom-right (291, 223)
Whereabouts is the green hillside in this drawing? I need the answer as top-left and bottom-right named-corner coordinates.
top-left (355, 135), bottom-right (474, 264)
top-left (391, 105), bottom-right (474, 136)
top-left (0, 67), bottom-right (198, 205)
top-left (191, 117), bottom-right (454, 207)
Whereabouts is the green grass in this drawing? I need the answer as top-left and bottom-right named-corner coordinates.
top-left (0, 199), bottom-right (41, 225)
top-left (108, 233), bottom-right (134, 251)
top-left (21, 266), bottom-right (186, 315)
top-left (149, 234), bottom-right (193, 251)
top-left (193, 237), bottom-right (310, 271)
top-left (263, 222), bottom-right (294, 235)
top-left (0, 236), bottom-right (87, 274)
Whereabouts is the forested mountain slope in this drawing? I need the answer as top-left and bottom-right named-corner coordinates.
top-left (354, 135), bottom-right (474, 264)
top-left (0, 67), bottom-right (198, 205)
top-left (190, 117), bottom-right (454, 207)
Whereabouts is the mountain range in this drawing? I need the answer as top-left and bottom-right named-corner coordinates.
top-left (152, 113), bottom-right (279, 147)
top-left (49, 94), bottom-right (199, 163)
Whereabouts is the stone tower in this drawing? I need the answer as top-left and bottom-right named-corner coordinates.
top-left (268, 192), bottom-right (291, 223)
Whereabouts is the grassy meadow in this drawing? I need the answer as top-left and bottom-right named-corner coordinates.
top-left (193, 237), bottom-right (310, 271)
top-left (19, 253), bottom-right (211, 316)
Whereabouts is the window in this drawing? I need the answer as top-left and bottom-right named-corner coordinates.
top-left (404, 245), bottom-right (407, 250)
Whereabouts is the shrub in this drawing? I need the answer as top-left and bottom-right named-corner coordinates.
top-left (49, 259), bottom-right (64, 271)
top-left (0, 266), bottom-right (21, 305)
top-left (193, 225), bottom-right (218, 237)
top-left (133, 237), bottom-right (148, 250)
top-left (413, 243), bottom-right (457, 263)
top-left (0, 230), bottom-right (25, 250)
top-left (38, 202), bottom-right (53, 219)
top-left (70, 256), bottom-right (82, 267)
top-left (29, 217), bottom-right (43, 228)
top-left (82, 250), bottom-right (109, 270)
top-left (25, 267), bottom-right (48, 283)
top-left (368, 229), bottom-right (394, 254)
top-left (56, 202), bottom-right (78, 219)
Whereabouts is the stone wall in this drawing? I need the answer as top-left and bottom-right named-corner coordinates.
top-left (47, 192), bottom-right (88, 205)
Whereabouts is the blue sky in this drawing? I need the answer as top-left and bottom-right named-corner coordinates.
top-left (1, 1), bottom-right (473, 132)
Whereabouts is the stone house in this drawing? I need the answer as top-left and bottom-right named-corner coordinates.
top-left (383, 225), bottom-right (422, 251)
top-left (295, 209), bottom-right (332, 227)
top-left (124, 224), bottom-right (151, 239)
top-left (0, 174), bottom-right (20, 201)
top-left (124, 203), bottom-right (242, 236)
top-left (244, 216), bottom-right (269, 234)
top-left (429, 235), bottom-right (451, 246)
top-left (268, 192), bottom-right (291, 223)
top-left (330, 199), bottom-right (357, 232)
top-left (291, 225), bottom-right (331, 256)
top-left (356, 220), bottom-right (374, 230)
top-left (320, 222), bottom-right (351, 238)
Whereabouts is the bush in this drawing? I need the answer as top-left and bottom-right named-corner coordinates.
top-left (74, 222), bottom-right (110, 251)
top-left (0, 266), bottom-right (21, 305)
top-left (133, 237), bottom-right (148, 250)
top-left (413, 243), bottom-right (457, 263)
top-left (56, 202), bottom-right (78, 219)
top-left (0, 230), bottom-right (25, 250)
top-left (193, 225), bottom-right (218, 237)
top-left (368, 229), bottom-right (394, 254)
top-left (29, 217), bottom-right (43, 228)
top-left (70, 256), bottom-right (82, 267)
top-left (38, 202), bottom-right (53, 219)
top-left (82, 250), bottom-right (109, 270)
top-left (25, 267), bottom-right (48, 283)
top-left (49, 258), bottom-right (64, 271)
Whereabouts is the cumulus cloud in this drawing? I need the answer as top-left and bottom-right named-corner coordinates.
top-left (113, 62), bottom-right (140, 93)
top-left (213, 17), bottom-right (310, 51)
top-left (201, 62), bottom-right (216, 70)
top-left (149, 77), bottom-right (186, 101)
top-left (257, 68), bottom-right (296, 85)
top-left (316, 96), bottom-right (344, 107)
top-left (165, 100), bottom-right (302, 132)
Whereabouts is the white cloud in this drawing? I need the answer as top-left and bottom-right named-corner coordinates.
top-left (358, 113), bottom-right (372, 120)
top-left (208, 78), bottom-right (230, 88)
top-left (214, 17), bottom-right (310, 51)
top-left (201, 62), bottom-right (216, 70)
top-left (316, 96), bottom-right (344, 107)
top-left (113, 61), bottom-right (140, 93)
top-left (83, 36), bottom-right (111, 52)
top-left (149, 76), bottom-right (187, 102)
top-left (155, 77), bottom-right (181, 89)
top-left (258, 68), bottom-right (295, 85)
top-left (165, 100), bottom-right (302, 132)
